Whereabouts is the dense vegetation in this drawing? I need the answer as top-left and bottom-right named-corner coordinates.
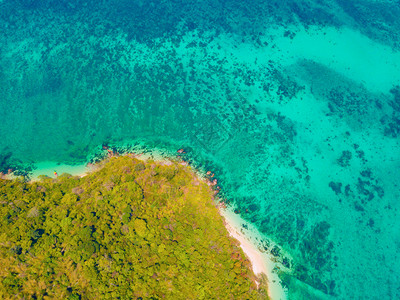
top-left (0, 155), bottom-right (268, 299)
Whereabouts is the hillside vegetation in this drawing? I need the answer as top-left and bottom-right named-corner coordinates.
top-left (0, 155), bottom-right (268, 299)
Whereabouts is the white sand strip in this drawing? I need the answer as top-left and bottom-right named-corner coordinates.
top-left (29, 161), bottom-right (89, 181)
top-left (219, 206), bottom-right (288, 300)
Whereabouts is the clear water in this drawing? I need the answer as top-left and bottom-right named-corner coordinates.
top-left (1, 0), bottom-right (400, 298)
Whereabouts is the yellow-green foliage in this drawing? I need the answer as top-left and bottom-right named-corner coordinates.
top-left (0, 156), bottom-right (268, 299)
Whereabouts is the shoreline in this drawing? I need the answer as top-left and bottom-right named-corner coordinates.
top-left (29, 161), bottom-right (91, 180)
top-left (26, 149), bottom-right (193, 181)
top-left (218, 206), bottom-right (288, 300)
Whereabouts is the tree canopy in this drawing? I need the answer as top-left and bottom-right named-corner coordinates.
top-left (0, 155), bottom-right (268, 299)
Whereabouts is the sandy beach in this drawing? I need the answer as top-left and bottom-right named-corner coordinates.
top-left (218, 206), bottom-right (288, 300)
top-left (27, 161), bottom-right (90, 181)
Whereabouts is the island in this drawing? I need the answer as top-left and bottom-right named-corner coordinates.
top-left (0, 155), bottom-right (270, 299)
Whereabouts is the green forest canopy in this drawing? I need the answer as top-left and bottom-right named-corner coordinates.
top-left (0, 155), bottom-right (269, 299)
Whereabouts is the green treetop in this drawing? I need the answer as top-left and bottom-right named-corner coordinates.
top-left (0, 155), bottom-right (269, 299)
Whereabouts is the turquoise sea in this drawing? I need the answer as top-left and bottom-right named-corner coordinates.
top-left (1, 0), bottom-right (400, 298)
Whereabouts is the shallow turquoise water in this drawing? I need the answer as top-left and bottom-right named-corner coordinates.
top-left (1, 1), bottom-right (400, 298)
